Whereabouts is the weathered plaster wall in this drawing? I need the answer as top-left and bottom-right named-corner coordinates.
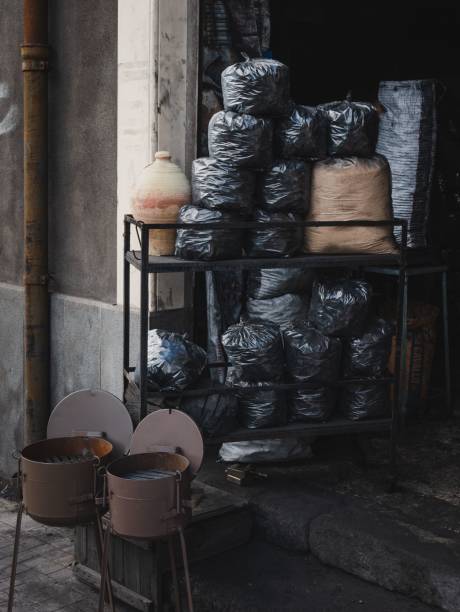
top-left (0, 0), bottom-right (23, 286)
top-left (0, 0), bottom-right (118, 301)
top-left (48, 0), bottom-right (118, 303)
top-left (0, 284), bottom-right (24, 477)
top-left (0, 0), bottom-right (119, 478)
top-left (0, 284), bottom-right (139, 479)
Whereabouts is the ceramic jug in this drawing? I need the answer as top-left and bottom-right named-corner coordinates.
top-left (132, 151), bottom-right (191, 256)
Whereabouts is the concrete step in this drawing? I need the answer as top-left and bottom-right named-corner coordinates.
top-left (198, 455), bottom-right (460, 611)
top-left (310, 506), bottom-right (460, 612)
top-left (190, 539), bottom-right (436, 612)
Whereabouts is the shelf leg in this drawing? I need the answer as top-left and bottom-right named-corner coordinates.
top-left (98, 524), bottom-right (112, 612)
top-left (179, 528), bottom-right (194, 612)
top-left (140, 225), bottom-right (149, 421)
top-left (123, 217), bottom-right (131, 396)
top-left (397, 268), bottom-right (409, 427)
top-left (168, 535), bottom-right (182, 612)
top-left (441, 270), bottom-right (452, 416)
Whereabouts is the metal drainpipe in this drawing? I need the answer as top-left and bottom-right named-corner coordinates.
top-left (22, 0), bottom-right (49, 446)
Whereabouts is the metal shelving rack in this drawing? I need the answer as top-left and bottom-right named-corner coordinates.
top-left (123, 214), bottom-right (409, 473)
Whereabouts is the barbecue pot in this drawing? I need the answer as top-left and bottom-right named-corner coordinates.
top-left (21, 436), bottom-right (113, 526)
top-left (107, 451), bottom-right (192, 539)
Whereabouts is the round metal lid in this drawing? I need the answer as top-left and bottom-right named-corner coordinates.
top-left (47, 389), bottom-right (133, 457)
top-left (130, 409), bottom-right (204, 475)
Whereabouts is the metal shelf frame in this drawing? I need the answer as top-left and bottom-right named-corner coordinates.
top-left (123, 214), bottom-right (410, 474)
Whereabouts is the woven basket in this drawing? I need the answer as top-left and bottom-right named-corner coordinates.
top-left (388, 303), bottom-right (439, 405)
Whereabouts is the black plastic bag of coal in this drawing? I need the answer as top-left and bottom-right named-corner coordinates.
top-left (283, 322), bottom-right (342, 382)
top-left (276, 105), bottom-right (328, 160)
top-left (308, 278), bottom-right (371, 337)
top-left (340, 382), bottom-right (390, 421)
top-left (135, 329), bottom-right (207, 392)
top-left (258, 160), bottom-right (311, 214)
top-left (208, 111), bottom-right (273, 169)
top-left (221, 57), bottom-right (291, 117)
top-left (221, 321), bottom-right (284, 382)
top-left (247, 267), bottom-right (314, 300)
top-left (227, 367), bottom-right (287, 429)
top-left (192, 157), bottom-right (256, 216)
top-left (319, 99), bottom-right (379, 157)
top-left (289, 386), bottom-right (336, 422)
top-left (175, 205), bottom-right (243, 260)
top-left (246, 293), bottom-right (309, 330)
top-left (245, 209), bottom-right (302, 258)
top-left (343, 317), bottom-right (394, 378)
top-left (179, 380), bottom-right (239, 437)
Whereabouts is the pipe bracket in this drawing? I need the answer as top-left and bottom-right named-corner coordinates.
top-left (23, 272), bottom-right (49, 286)
top-left (22, 58), bottom-right (48, 72)
top-left (21, 44), bottom-right (49, 72)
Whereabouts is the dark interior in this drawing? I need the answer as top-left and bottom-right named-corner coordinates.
top-left (196, 4), bottom-right (460, 390)
top-left (269, 3), bottom-right (460, 363)
top-left (269, 4), bottom-right (460, 103)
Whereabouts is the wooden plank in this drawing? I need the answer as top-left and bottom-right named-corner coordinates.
top-left (74, 525), bottom-right (86, 565)
top-left (74, 564), bottom-right (154, 612)
top-left (191, 482), bottom-right (248, 521)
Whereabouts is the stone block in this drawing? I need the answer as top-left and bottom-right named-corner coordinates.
top-left (309, 507), bottom-right (460, 611)
top-left (51, 294), bottom-right (102, 404)
top-left (251, 486), bottom-right (343, 552)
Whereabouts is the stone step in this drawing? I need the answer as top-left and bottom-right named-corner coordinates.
top-left (309, 506), bottom-right (460, 612)
top-left (197, 456), bottom-right (460, 611)
top-left (189, 539), bottom-right (436, 612)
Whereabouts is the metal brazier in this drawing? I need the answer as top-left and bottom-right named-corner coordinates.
top-left (21, 436), bottom-right (113, 526)
top-left (107, 451), bottom-right (192, 539)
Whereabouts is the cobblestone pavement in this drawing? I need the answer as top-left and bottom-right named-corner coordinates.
top-left (0, 498), bottom-right (132, 612)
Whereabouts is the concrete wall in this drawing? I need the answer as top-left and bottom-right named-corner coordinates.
top-left (0, 0), bottom-right (23, 286)
top-left (0, 284), bottom-right (24, 477)
top-left (0, 1), bottom-right (119, 478)
top-left (0, 284), bottom-right (139, 478)
top-left (0, 1), bottom-right (199, 478)
top-left (0, 0), bottom-right (118, 300)
top-left (50, 293), bottom-right (139, 409)
top-left (48, 0), bottom-right (118, 304)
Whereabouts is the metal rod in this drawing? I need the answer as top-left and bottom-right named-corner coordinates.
top-left (22, 0), bottom-right (50, 447)
top-left (388, 220), bottom-right (408, 483)
top-left (123, 217), bottom-right (131, 397)
top-left (151, 376), bottom-right (396, 399)
top-left (95, 513), bottom-right (115, 612)
top-left (7, 502), bottom-right (24, 612)
top-left (168, 535), bottom-right (182, 612)
top-left (178, 528), bottom-right (194, 612)
top-left (441, 270), bottom-right (452, 415)
top-left (98, 524), bottom-right (112, 612)
top-left (124, 213), bottom-right (406, 231)
top-left (399, 271), bottom-right (409, 425)
top-left (140, 225), bottom-right (149, 420)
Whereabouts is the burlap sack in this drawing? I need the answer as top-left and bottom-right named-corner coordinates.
top-left (305, 155), bottom-right (398, 254)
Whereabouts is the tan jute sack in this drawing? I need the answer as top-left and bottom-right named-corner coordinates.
top-left (305, 155), bottom-right (398, 254)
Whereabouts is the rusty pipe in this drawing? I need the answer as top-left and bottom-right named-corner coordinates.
top-left (22, 0), bottom-right (49, 446)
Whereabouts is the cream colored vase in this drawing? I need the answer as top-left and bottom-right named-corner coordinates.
top-left (132, 151), bottom-right (191, 256)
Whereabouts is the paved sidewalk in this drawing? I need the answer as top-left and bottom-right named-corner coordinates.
top-left (0, 498), bottom-right (132, 612)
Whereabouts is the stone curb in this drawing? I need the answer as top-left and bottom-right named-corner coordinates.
top-left (309, 507), bottom-right (460, 611)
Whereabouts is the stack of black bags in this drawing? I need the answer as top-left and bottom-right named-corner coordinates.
top-left (173, 56), bottom-right (392, 431)
top-left (175, 57), bottom-right (314, 261)
top-left (222, 277), bottom-right (394, 429)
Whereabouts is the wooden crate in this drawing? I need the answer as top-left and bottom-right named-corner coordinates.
top-left (74, 482), bottom-right (252, 611)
